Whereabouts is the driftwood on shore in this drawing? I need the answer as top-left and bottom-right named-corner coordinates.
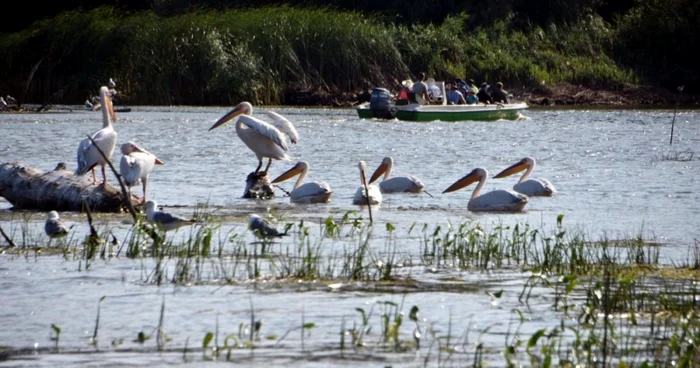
top-left (0, 162), bottom-right (139, 212)
top-left (243, 172), bottom-right (275, 200)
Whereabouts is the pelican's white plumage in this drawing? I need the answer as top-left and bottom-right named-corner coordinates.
top-left (45, 211), bottom-right (69, 239)
top-left (271, 161), bottom-right (333, 203)
top-left (494, 157), bottom-right (556, 197)
top-left (369, 156), bottom-right (425, 193)
top-left (119, 142), bottom-right (164, 203)
top-left (146, 200), bottom-right (196, 232)
top-left (443, 168), bottom-right (528, 212)
top-left (76, 86), bottom-right (117, 185)
top-left (209, 102), bottom-right (299, 173)
top-left (353, 161), bottom-right (382, 205)
top-left (248, 214), bottom-right (288, 239)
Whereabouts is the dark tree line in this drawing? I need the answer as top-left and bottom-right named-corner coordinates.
top-left (3, 0), bottom-right (639, 34)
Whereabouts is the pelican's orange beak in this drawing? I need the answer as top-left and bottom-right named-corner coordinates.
top-left (209, 105), bottom-right (245, 131)
top-left (104, 94), bottom-right (116, 122)
top-left (494, 159), bottom-right (528, 179)
top-left (443, 170), bottom-right (481, 193)
top-left (271, 164), bottom-right (302, 184)
top-left (369, 162), bottom-right (388, 184)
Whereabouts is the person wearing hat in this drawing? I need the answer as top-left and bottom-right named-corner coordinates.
top-left (491, 82), bottom-right (509, 104)
top-left (445, 81), bottom-right (466, 105)
top-left (477, 82), bottom-right (493, 104)
top-left (466, 79), bottom-right (479, 95)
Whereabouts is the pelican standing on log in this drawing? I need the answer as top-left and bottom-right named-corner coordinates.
top-left (493, 157), bottom-right (556, 197)
top-left (209, 102), bottom-right (299, 174)
top-left (271, 161), bottom-right (333, 203)
top-left (443, 168), bottom-right (528, 212)
top-left (369, 156), bottom-right (425, 194)
top-left (75, 86), bottom-right (117, 185)
top-left (353, 161), bottom-right (382, 205)
top-left (119, 142), bottom-right (164, 204)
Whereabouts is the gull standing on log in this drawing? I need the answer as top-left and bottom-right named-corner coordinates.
top-left (209, 102), bottom-right (299, 174)
top-left (75, 86), bottom-right (117, 185)
top-left (119, 142), bottom-right (164, 204)
top-left (146, 200), bottom-right (196, 232)
top-left (45, 211), bottom-right (69, 245)
top-left (248, 214), bottom-right (288, 239)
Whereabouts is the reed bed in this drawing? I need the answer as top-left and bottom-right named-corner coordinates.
top-left (1, 208), bottom-right (698, 365)
top-left (0, 7), bottom-right (638, 105)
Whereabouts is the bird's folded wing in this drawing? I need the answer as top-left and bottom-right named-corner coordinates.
top-left (240, 116), bottom-right (289, 150)
top-left (265, 111), bottom-right (299, 144)
top-left (153, 211), bottom-right (190, 225)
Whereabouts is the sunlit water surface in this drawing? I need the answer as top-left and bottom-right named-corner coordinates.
top-left (0, 105), bottom-right (698, 366)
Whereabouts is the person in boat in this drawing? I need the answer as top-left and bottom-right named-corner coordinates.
top-left (411, 72), bottom-right (431, 105)
top-left (477, 82), bottom-right (493, 104)
top-left (466, 79), bottom-right (479, 95)
top-left (465, 89), bottom-right (478, 105)
top-left (446, 81), bottom-right (466, 105)
top-left (491, 81), bottom-right (509, 104)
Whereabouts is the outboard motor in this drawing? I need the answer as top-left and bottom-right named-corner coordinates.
top-left (369, 88), bottom-right (396, 119)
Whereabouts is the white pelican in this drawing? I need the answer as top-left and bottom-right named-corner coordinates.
top-left (369, 156), bottom-right (425, 194)
top-left (146, 200), bottom-right (196, 232)
top-left (271, 161), bottom-right (333, 203)
top-left (353, 161), bottom-right (382, 205)
top-left (443, 168), bottom-right (528, 212)
top-left (493, 157), bottom-right (556, 197)
top-left (45, 211), bottom-right (69, 240)
top-left (75, 86), bottom-right (117, 185)
top-left (108, 78), bottom-right (116, 88)
top-left (209, 102), bottom-right (299, 173)
top-left (248, 214), bottom-right (288, 239)
top-left (119, 142), bottom-right (164, 203)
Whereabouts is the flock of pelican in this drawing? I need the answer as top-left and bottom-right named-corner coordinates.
top-left (208, 101), bottom-right (557, 213)
top-left (46, 97), bottom-right (557, 240)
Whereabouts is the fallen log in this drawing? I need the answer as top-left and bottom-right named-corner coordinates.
top-left (243, 171), bottom-right (275, 200)
top-left (0, 162), bottom-right (139, 212)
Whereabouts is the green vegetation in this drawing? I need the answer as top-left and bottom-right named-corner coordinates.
top-left (2, 210), bottom-right (699, 365)
top-left (1, 1), bottom-right (696, 106)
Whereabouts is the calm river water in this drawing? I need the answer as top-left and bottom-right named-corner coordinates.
top-left (0, 105), bottom-right (698, 366)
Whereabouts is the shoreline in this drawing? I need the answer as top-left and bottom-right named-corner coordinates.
top-left (2, 83), bottom-right (697, 112)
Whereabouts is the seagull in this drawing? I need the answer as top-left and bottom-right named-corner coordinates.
top-left (108, 78), bottom-right (116, 88)
top-left (0, 97), bottom-right (7, 109)
top-left (248, 214), bottom-right (288, 239)
top-left (145, 200), bottom-right (197, 232)
top-left (85, 100), bottom-right (93, 109)
top-left (45, 211), bottom-right (69, 245)
top-left (5, 95), bottom-right (17, 105)
top-left (119, 142), bottom-right (164, 204)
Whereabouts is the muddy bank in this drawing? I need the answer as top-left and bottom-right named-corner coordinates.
top-left (284, 82), bottom-right (698, 108)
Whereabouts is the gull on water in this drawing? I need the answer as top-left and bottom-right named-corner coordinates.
top-left (248, 214), bottom-right (288, 239)
top-left (146, 200), bottom-right (196, 232)
top-left (45, 211), bottom-right (69, 245)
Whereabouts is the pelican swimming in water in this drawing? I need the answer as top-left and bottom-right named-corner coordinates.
top-left (45, 211), bottom-right (69, 242)
top-left (209, 102), bottom-right (299, 174)
top-left (119, 142), bottom-right (164, 203)
top-left (146, 200), bottom-right (197, 232)
top-left (353, 161), bottom-right (382, 205)
top-left (271, 161), bottom-right (333, 203)
top-left (493, 157), bottom-right (556, 197)
top-left (369, 156), bottom-right (425, 194)
top-left (443, 168), bottom-right (528, 212)
top-left (75, 86), bottom-right (117, 185)
top-left (248, 214), bottom-right (289, 239)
